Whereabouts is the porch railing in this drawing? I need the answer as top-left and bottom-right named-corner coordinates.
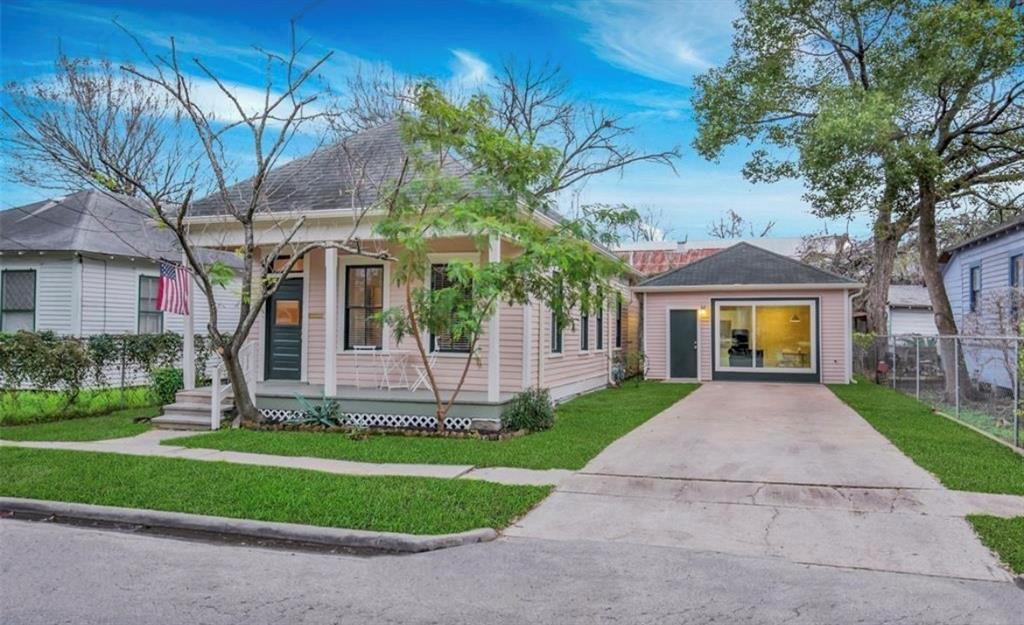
top-left (206, 341), bottom-right (258, 430)
top-left (853, 333), bottom-right (1022, 449)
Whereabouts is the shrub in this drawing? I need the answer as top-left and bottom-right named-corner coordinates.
top-left (612, 350), bottom-right (647, 385)
top-left (502, 387), bottom-right (555, 432)
top-left (150, 367), bottom-right (184, 405)
top-left (0, 331), bottom-right (90, 400)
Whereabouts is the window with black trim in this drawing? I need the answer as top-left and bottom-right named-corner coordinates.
top-left (969, 266), bottom-right (982, 312)
top-left (431, 263), bottom-right (471, 353)
top-left (1, 269), bottom-right (36, 331)
top-left (596, 307), bottom-right (604, 350)
top-left (615, 300), bottom-right (623, 348)
top-left (138, 275), bottom-right (163, 333)
top-left (345, 265), bottom-right (383, 349)
top-left (580, 314), bottom-right (589, 350)
top-left (550, 310), bottom-right (563, 353)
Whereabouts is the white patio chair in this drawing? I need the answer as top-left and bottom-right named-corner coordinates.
top-left (410, 352), bottom-right (437, 393)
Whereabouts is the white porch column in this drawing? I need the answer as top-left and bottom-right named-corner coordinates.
top-left (487, 235), bottom-right (501, 402)
top-left (182, 251), bottom-right (195, 390)
top-left (324, 247), bottom-right (338, 397)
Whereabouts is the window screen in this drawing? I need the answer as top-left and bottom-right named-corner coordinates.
top-left (1, 270), bottom-right (35, 331)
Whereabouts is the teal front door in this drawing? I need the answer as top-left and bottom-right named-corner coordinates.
top-left (670, 309), bottom-right (698, 378)
top-left (265, 278), bottom-right (303, 380)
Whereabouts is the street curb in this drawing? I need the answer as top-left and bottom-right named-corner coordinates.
top-left (0, 497), bottom-right (497, 553)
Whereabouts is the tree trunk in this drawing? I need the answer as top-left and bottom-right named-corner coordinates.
top-left (221, 345), bottom-right (259, 424)
top-left (861, 232), bottom-right (900, 334)
top-left (917, 180), bottom-right (971, 403)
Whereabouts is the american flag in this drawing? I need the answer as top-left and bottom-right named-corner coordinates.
top-left (157, 261), bottom-right (190, 315)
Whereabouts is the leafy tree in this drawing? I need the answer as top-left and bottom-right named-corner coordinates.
top-left (377, 84), bottom-right (628, 430)
top-left (692, 0), bottom-right (922, 333)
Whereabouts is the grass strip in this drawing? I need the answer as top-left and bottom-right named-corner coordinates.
top-left (829, 381), bottom-right (1024, 496)
top-left (0, 447), bottom-right (550, 535)
top-left (0, 407), bottom-right (159, 442)
top-left (967, 515), bottom-right (1024, 575)
top-left (165, 381), bottom-right (697, 470)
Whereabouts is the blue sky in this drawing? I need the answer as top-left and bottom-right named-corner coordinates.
top-left (0, 0), bottom-right (865, 240)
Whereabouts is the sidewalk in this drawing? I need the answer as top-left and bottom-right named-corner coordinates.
top-left (0, 430), bottom-right (572, 487)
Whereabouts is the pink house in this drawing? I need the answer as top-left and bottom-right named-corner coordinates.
top-left (635, 243), bottom-right (859, 384)
top-left (164, 123), bottom-right (642, 430)
top-left (162, 125), bottom-right (855, 430)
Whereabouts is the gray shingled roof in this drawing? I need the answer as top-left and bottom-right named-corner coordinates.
top-left (888, 284), bottom-right (932, 308)
top-left (0, 190), bottom-right (241, 267)
top-left (189, 120), bottom-right (472, 217)
top-left (639, 242), bottom-right (857, 287)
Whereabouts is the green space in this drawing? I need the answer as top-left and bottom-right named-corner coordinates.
top-left (166, 381), bottom-right (697, 470)
top-left (968, 515), bottom-right (1024, 575)
top-left (829, 381), bottom-right (1024, 496)
top-left (0, 387), bottom-right (157, 426)
top-left (0, 407), bottom-right (158, 442)
top-left (0, 447), bottom-right (550, 535)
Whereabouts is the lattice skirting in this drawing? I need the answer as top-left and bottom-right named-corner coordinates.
top-left (259, 408), bottom-right (474, 431)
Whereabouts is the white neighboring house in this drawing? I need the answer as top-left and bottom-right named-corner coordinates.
top-left (885, 285), bottom-right (939, 336)
top-left (0, 190), bottom-right (241, 339)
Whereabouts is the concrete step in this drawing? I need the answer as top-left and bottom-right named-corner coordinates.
top-left (151, 414), bottom-right (212, 431)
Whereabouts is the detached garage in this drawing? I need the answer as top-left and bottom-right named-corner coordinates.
top-left (636, 243), bottom-right (860, 384)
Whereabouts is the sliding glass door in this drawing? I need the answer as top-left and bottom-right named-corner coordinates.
top-left (714, 300), bottom-right (816, 374)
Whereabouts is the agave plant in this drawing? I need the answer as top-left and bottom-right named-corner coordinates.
top-left (291, 393), bottom-right (345, 427)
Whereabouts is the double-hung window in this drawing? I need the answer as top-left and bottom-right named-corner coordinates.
top-left (345, 265), bottom-right (384, 349)
top-left (969, 266), bottom-right (982, 313)
top-left (596, 307), bottom-right (604, 350)
top-left (138, 275), bottom-right (163, 333)
top-left (1, 270), bottom-right (36, 331)
top-left (550, 310), bottom-right (563, 353)
top-left (580, 314), bottom-right (589, 351)
top-left (431, 264), bottom-right (471, 353)
top-left (1010, 255), bottom-right (1023, 321)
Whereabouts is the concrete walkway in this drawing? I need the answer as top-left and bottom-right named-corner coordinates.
top-left (0, 430), bottom-right (571, 487)
top-left (507, 382), bottom-right (1023, 582)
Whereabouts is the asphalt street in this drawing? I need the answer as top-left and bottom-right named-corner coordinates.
top-left (2, 519), bottom-right (1021, 625)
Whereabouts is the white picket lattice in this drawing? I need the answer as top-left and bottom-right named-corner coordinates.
top-left (259, 408), bottom-right (473, 431)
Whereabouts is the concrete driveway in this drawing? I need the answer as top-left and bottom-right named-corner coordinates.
top-left (507, 382), bottom-right (1011, 582)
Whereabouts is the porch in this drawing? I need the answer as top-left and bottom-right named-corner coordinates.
top-left (254, 380), bottom-right (514, 430)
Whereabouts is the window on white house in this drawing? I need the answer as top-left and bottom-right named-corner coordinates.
top-left (970, 266), bottom-right (982, 313)
top-left (345, 265), bottom-right (383, 349)
top-left (1, 270), bottom-right (35, 331)
top-left (580, 314), bottom-right (589, 350)
top-left (596, 307), bottom-right (604, 350)
top-left (430, 264), bottom-right (471, 353)
top-left (138, 275), bottom-right (163, 334)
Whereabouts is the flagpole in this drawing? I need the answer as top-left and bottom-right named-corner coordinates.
top-left (182, 250), bottom-right (196, 391)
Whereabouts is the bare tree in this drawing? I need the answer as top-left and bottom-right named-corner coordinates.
top-left (706, 209), bottom-right (775, 239)
top-left (2, 25), bottom-right (392, 422)
top-left (335, 59), bottom-right (680, 196)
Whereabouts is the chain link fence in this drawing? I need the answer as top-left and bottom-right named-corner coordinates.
top-left (853, 334), bottom-right (1022, 448)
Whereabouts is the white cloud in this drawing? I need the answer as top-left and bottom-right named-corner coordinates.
top-left (448, 49), bottom-right (492, 91)
top-left (557, 0), bottom-right (739, 86)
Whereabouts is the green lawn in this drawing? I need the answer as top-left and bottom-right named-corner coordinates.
top-left (0, 387), bottom-right (157, 426)
top-left (0, 407), bottom-right (159, 442)
top-left (829, 381), bottom-right (1024, 495)
top-left (165, 381), bottom-right (697, 470)
top-left (0, 447), bottom-right (550, 535)
top-left (968, 516), bottom-right (1024, 575)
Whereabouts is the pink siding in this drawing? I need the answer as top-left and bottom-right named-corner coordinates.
top-left (644, 289), bottom-right (852, 384)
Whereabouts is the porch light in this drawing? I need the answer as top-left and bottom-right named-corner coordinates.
top-left (698, 305), bottom-right (709, 319)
